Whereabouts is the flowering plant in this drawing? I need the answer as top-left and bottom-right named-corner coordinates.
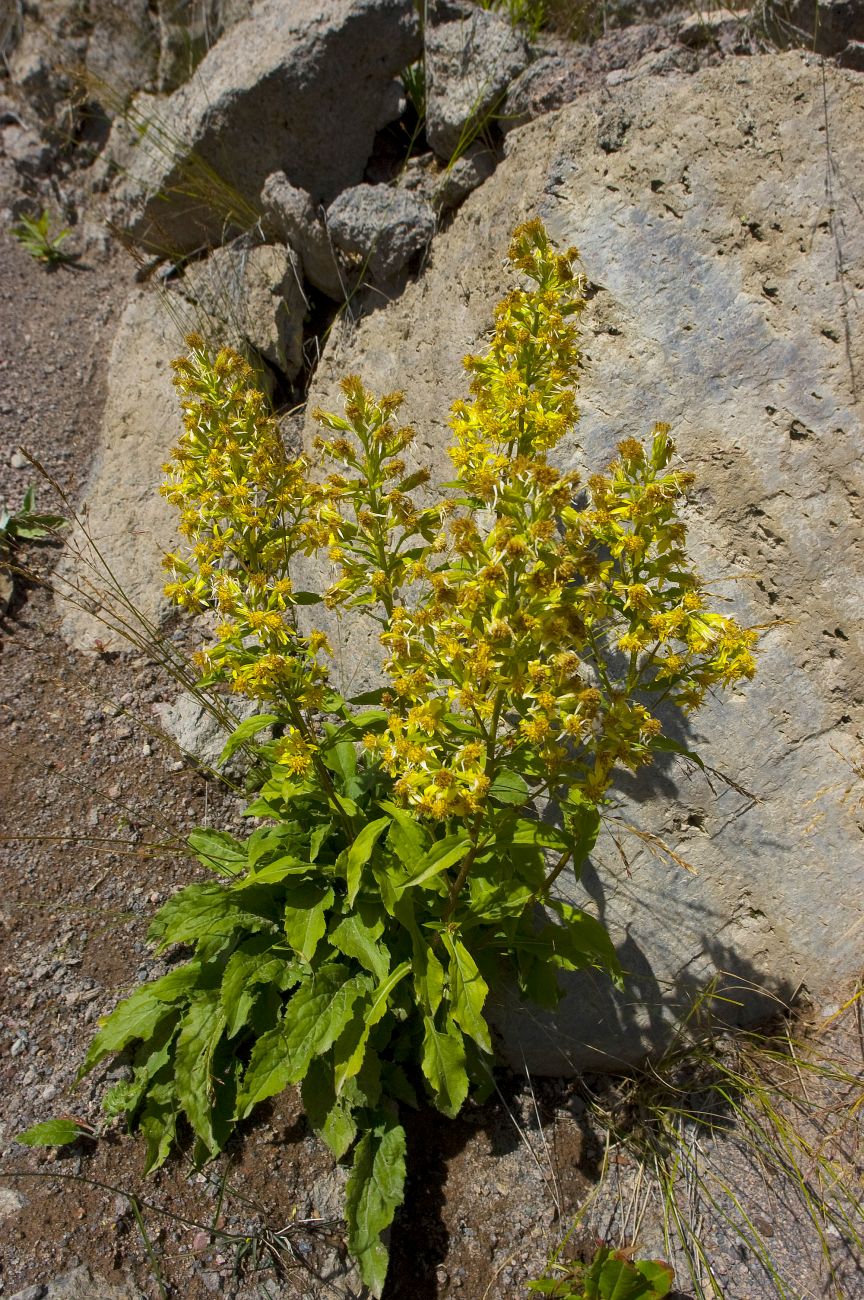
top-left (79, 221), bottom-right (755, 1294)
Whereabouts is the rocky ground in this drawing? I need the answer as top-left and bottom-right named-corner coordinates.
top-left (1, 1), bottom-right (863, 1298)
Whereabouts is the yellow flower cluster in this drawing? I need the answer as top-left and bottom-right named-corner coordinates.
top-left (161, 220), bottom-right (756, 825)
top-left (353, 221), bottom-right (755, 815)
top-left (161, 338), bottom-right (329, 707)
top-left (308, 377), bottom-right (443, 621)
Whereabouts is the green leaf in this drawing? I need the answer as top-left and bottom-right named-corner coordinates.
top-left (148, 884), bottom-right (275, 952)
top-left (421, 1015), bottom-right (469, 1118)
top-left (342, 816), bottom-right (391, 907)
top-left (237, 965), bottom-right (366, 1116)
top-left (381, 800), bottom-right (430, 871)
top-left (301, 1059), bottom-right (357, 1159)
top-left (16, 1119), bottom-right (88, 1147)
top-left (394, 896), bottom-right (444, 1015)
top-left (333, 962), bottom-right (410, 1093)
top-left (634, 1259), bottom-right (674, 1298)
top-left (220, 939), bottom-right (298, 1038)
top-left (174, 990), bottom-right (226, 1154)
top-left (309, 822), bottom-right (332, 862)
top-left (563, 791), bottom-right (602, 878)
top-left (139, 1079), bottom-right (179, 1172)
top-left (246, 823), bottom-right (302, 867)
top-left (235, 855), bottom-right (310, 887)
top-left (290, 590), bottom-right (324, 604)
top-left (594, 1253), bottom-right (657, 1299)
top-left (80, 978), bottom-right (183, 1077)
top-left (489, 769), bottom-right (530, 805)
top-left (398, 832), bottom-right (470, 893)
top-left (329, 912), bottom-right (390, 980)
top-left (218, 713), bottom-right (278, 765)
top-left (345, 1112), bottom-right (407, 1297)
top-left (187, 829), bottom-right (247, 877)
top-left (284, 882), bottom-right (335, 962)
top-left (546, 898), bottom-right (622, 979)
top-left (321, 738), bottom-right (357, 785)
top-left (441, 934), bottom-right (492, 1054)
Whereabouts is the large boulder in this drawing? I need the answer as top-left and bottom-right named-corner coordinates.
top-left (425, 5), bottom-right (529, 159)
top-left (176, 238), bottom-right (307, 377)
top-left (301, 52), bottom-right (864, 1070)
top-left (113, 0), bottom-right (421, 254)
top-left (326, 183), bottom-right (436, 283)
top-left (57, 290), bottom-right (184, 651)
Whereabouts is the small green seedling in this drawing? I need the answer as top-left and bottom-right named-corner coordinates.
top-left (1, 484), bottom-right (66, 551)
top-left (11, 210), bottom-right (74, 265)
top-left (529, 1244), bottom-right (674, 1300)
top-left (0, 483), bottom-right (66, 611)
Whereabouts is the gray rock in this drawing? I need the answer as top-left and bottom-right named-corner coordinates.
top-left (116, 0), bottom-right (421, 254)
top-left (432, 140), bottom-right (496, 212)
top-left (595, 103), bottom-right (631, 152)
top-left (376, 75), bottom-right (407, 129)
top-left (57, 290), bottom-right (186, 652)
top-left (326, 183), bottom-right (436, 282)
top-left (767, 0), bottom-right (864, 54)
top-left (676, 6), bottom-right (747, 46)
top-left (302, 53), bottom-right (864, 1070)
top-left (155, 0), bottom-right (252, 93)
top-left (260, 171), bottom-right (345, 301)
top-left (425, 6), bottom-right (529, 159)
top-left (838, 35), bottom-right (864, 64)
top-left (154, 690), bottom-right (265, 772)
top-left (84, 0), bottom-right (158, 98)
top-left (1, 123), bottom-right (51, 177)
top-left (501, 53), bottom-right (586, 135)
top-left (177, 238), bottom-right (307, 376)
top-left (0, 1185), bottom-right (25, 1220)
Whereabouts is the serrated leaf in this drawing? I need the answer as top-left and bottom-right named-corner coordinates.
top-left (398, 833), bottom-right (470, 893)
top-left (333, 962), bottom-right (410, 1094)
top-left (80, 980), bottom-right (180, 1077)
top-left (148, 884), bottom-right (275, 952)
top-left (345, 1113), bottom-right (407, 1297)
top-left (187, 829), bottom-right (247, 877)
top-left (237, 965), bottom-right (365, 1116)
top-left (283, 882), bottom-right (334, 962)
top-left (441, 934), bottom-right (491, 1054)
top-left (16, 1119), bottom-right (88, 1147)
top-left (220, 939), bottom-right (298, 1038)
top-left (381, 800), bottom-right (430, 870)
top-left (421, 1015), bottom-right (469, 1118)
top-left (301, 1058), bottom-right (358, 1160)
top-left (329, 912), bottom-right (389, 980)
top-left (342, 816), bottom-right (390, 906)
top-left (394, 896), bottom-right (444, 1015)
top-left (218, 713), bottom-right (278, 765)
top-left (174, 990), bottom-right (226, 1154)
top-left (139, 1079), bottom-right (179, 1172)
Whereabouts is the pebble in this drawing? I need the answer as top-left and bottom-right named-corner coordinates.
top-left (10, 449), bottom-right (27, 469)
